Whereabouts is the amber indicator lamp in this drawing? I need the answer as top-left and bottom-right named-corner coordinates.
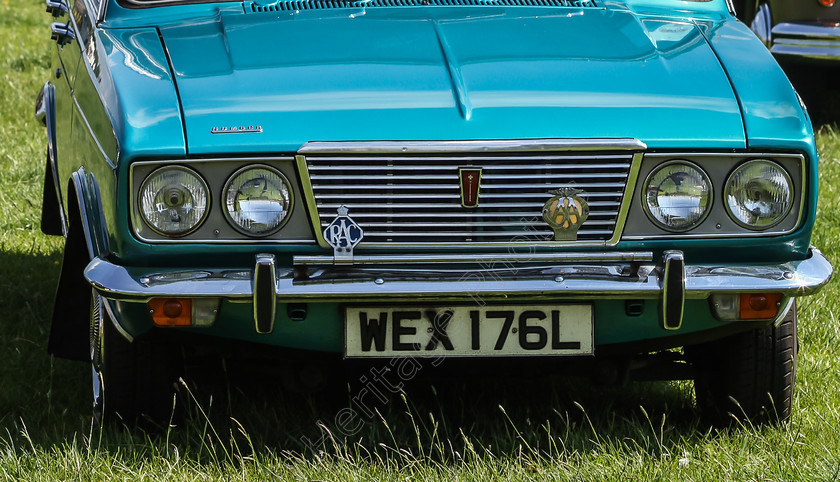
top-left (739, 293), bottom-right (783, 320)
top-left (149, 298), bottom-right (192, 326)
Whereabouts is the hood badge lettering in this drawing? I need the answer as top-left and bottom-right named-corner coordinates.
top-left (211, 125), bottom-right (263, 134)
top-left (459, 167), bottom-right (482, 208)
top-left (324, 205), bottom-right (364, 264)
top-left (542, 187), bottom-right (589, 241)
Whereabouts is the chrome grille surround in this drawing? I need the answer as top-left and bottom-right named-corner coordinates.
top-left (297, 139), bottom-right (645, 248)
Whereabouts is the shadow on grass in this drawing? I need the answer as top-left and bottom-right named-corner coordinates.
top-left (0, 245), bottom-right (760, 469)
top-left (177, 367), bottom-right (705, 463)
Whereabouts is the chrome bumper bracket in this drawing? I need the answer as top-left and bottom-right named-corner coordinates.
top-left (660, 251), bottom-right (685, 331)
top-left (253, 254), bottom-right (276, 334)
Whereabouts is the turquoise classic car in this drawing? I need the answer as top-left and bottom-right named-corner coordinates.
top-left (37, 0), bottom-right (833, 425)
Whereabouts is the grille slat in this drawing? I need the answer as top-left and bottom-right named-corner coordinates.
top-left (311, 174), bottom-right (627, 182)
top-left (359, 230), bottom-right (615, 238)
top-left (315, 201), bottom-right (622, 208)
top-left (308, 154), bottom-right (629, 162)
top-left (305, 149), bottom-right (632, 245)
top-left (339, 219), bottom-right (617, 228)
top-left (312, 187), bottom-right (622, 199)
top-left (340, 211), bottom-right (618, 219)
top-left (311, 188), bottom-right (624, 196)
top-left (308, 163), bottom-right (630, 171)
top-left (246, 0), bottom-right (598, 13)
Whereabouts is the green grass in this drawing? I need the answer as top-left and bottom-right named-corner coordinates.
top-left (1, 0), bottom-right (839, 479)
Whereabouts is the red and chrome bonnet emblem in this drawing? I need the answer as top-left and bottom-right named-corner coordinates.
top-left (459, 167), bottom-right (482, 208)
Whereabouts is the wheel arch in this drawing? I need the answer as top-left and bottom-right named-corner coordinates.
top-left (48, 169), bottom-right (110, 361)
top-left (36, 82), bottom-right (66, 236)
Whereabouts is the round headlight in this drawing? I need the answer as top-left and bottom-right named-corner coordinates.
top-left (725, 160), bottom-right (792, 230)
top-left (643, 161), bottom-right (712, 232)
top-left (139, 166), bottom-right (209, 236)
top-left (224, 165), bottom-right (293, 236)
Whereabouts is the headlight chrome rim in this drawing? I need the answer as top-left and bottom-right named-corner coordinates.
top-left (223, 164), bottom-right (294, 237)
top-left (138, 165), bottom-right (210, 237)
top-left (642, 160), bottom-right (713, 233)
top-left (724, 159), bottom-right (793, 231)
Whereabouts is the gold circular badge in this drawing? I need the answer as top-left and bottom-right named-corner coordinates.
top-left (542, 188), bottom-right (590, 241)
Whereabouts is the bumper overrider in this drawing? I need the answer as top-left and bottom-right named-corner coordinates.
top-left (85, 247), bottom-right (833, 335)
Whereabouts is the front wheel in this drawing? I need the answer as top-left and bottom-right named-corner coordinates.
top-left (91, 292), bottom-right (183, 426)
top-left (690, 302), bottom-right (798, 426)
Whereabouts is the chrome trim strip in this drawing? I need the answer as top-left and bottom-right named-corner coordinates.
top-left (773, 296), bottom-right (796, 328)
top-left (314, 201), bottom-right (620, 208)
top-left (343, 230), bottom-right (613, 237)
top-left (770, 18), bottom-right (840, 59)
top-left (85, 247), bottom-right (833, 303)
top-left (298, 138), bottom-right (647, 154)
top-left (771, 44), bottom-right (840, 59)
top-left (306, 156), bottom-right (632, 166)
top-left (608, 151), bottom-right (644, 244)
top-left (314, 194), bottom-right (625, 202)
top-left (296, 153), bottom-right (323, 247)
top-left (293, 251), bottom-right (654, 266)
top-left (103, 298), bottom-right (134, 343)
top-left (343, 220), bottom-right (616, 228)
top-left (772, 22), bottom-right (840, 40)
top-left (751, 2), bottom-right (772, 47)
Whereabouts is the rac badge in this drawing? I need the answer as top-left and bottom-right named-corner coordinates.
top-left (542, 188), bottom-right (590, 241)
top-left (324, 205), bottom-right (364, 261)
top-left (459, 167), bottom-right (482, 208)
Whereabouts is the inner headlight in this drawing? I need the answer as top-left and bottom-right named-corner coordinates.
top-left (139, 166), bottom-right (209, 236)
top-left (643, 161), bottom-right (712, 232)
top-left (725, 160), bottom-right (793, 230)
top-left (224, 165), bottom-right (293, 236)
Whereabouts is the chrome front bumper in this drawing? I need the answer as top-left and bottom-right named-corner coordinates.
top-left (770, 22), bottom-right (840, 60)
top-left (86, 247), bottom-right (832, 303)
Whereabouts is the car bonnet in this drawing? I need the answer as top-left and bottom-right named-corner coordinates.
top-left (157, 6), bottom-right (746, 154)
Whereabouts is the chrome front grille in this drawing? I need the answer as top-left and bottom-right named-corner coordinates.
top-left (300, 141), bottom-right (640, 246)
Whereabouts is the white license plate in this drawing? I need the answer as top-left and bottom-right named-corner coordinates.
top-left (345, 305), bottom-right (593, 358)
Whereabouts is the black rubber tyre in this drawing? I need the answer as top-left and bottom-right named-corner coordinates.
top-left (91, 292), bottom-right (183, 427)
top-left (691, 303), bottom-right (797, 426)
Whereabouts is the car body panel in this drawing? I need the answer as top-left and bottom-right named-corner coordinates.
top-left (158, 8), bottom-right (746, 154)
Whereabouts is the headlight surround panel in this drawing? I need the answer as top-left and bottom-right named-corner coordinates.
top-left (623, 153), bottom-right (804, 239)
top-left (130, 158), bottom-right (314, 243)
